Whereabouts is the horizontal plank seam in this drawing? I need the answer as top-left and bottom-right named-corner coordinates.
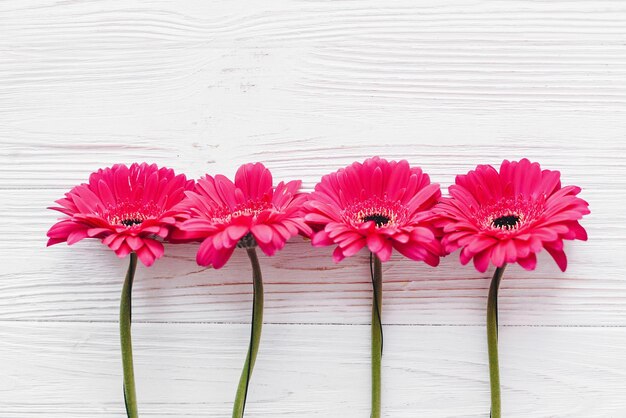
top-left (0, 319), bottom-right (623, 328)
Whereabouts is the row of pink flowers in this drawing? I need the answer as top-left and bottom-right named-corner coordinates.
top-left (47, 157), bottom-right (589, 272)
top-left (46, 157), bottom-right (590, 418)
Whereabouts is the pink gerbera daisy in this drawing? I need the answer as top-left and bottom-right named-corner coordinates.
top-left (174, 162), bottom-right (311, 268)
top-left (47, 162), bottom-right (194, 266)
top-left (434, 158), bottom-right (590, 272)
top-left (434, 158), bottom-right (589, 418)
top-left (304, 156), bottom-right (442, 265)
top-left (303, 157), bottom-right (443, 418)
top-left (174, 162), bottom-right (310, 418)
top-left (46, 162), bottom-right (193, 417)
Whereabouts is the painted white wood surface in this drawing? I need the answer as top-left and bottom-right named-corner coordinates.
top-left (1, 0), bottom-right (626, 416)
top-left (3, 323), bottom-right (626, 418)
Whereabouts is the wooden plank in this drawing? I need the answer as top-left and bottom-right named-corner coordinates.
top-left (2, 131), bottom-right (625, 191)
top-left (1, 240), bottom-right (621, 326)
top-left (1, 322), bottom-right (625, 417)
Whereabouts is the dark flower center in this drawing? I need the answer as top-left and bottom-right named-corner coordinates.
top-left (491, 214), bottom-right (520, 230)
top-left (120, 218), bottom-right (143, 227)
top-left (362, 214), bottom-right (391, 227)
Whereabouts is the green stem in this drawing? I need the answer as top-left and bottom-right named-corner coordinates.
top-left (487, 264), bottom-right (506, 418)
top-left (371, 253), bottom-right (383, 418)
top-left (120, 252), bottom-right (139, 418)
top-left (232, 247), bottom-right (264, 418)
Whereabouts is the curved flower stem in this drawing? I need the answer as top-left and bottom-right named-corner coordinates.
top-left (232, 247), bottom-right (264, 418)
top-left (370, 253), bottom-right (383, 418)
top-left (487, 264), bottom-right (507, 418)
top-left (120, 252), bottom-right (139, 418)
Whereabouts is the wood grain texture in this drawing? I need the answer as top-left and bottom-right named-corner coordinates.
top-left (1, 0), bottom-right (626, 416)
top-left (2, 322), bottom-right (626, 417)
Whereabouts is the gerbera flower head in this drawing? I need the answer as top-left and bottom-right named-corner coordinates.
top-left (304, 157), bottom-right (443, 265)
top-left (173, 162), bottom-right (311, 269)
top-left (47, 163), bottom-right (194, 266)
top-left (435, 158), bottom-right (590, 272)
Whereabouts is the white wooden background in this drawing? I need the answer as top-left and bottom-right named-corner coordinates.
top-left (2, 1), bottom-right (626, 417)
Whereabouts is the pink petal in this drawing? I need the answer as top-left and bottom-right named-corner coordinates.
top-left (196, 238), bottom-right (215, 267)
top-left (473, 249), bottom-right (491, 273)
top-left (126, 236), bottom-right (144, 251)
top-left (332, 246), bottom-right (346, 262)
top-left (87, 227), bottom-right (110, 237)
top-left (491, 243), bottom-right (506, 267)
top-left (251, 224), bottom-right (274, 244)
top-left (366, 234), bottom-right (386, 253)
top-left (67, 230), bottom-right (88, 245)
top-left (545, 245), bottom-right (568, 272)
top-left (311, 230), bottom-right (334, 246)
top-left (226, 224), bottom-right (249, 242)
top-left (467, 236), bottom-right (497, 254)
top-left (136, 245), bottom-right (156, 267)
top-left (115, 242), bottom-right (132, 258)
top-left (143, 239), bottom-right (165, 260)
top-left (212, 246), bottom-right (236, 269)
top-left (517, 253), bottom-right (537, 270)
top-left (257, 239), bottom-right (279, 257)
top-left (375, 240), bottom-right (393, 262)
